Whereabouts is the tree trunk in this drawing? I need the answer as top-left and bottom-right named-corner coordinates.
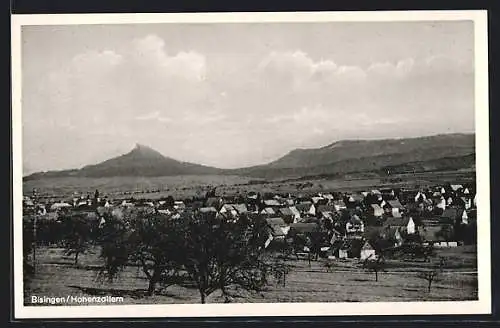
top-left (221, 285), bottom-right (230, 303)
top-left (147, 279), bottom-right (157, 296)
top-left (375, 271), bottom-right (378, 282)
top-left (200, 290), bottom-right (206, 304)
top-left (428, 280), bottom-right (432, 293)
top-left (147, 270), bottom-right (161, 296)
top-left (74, 251), bottom-right (79, 266)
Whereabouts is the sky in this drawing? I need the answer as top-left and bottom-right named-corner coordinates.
top-left (21, 21), bottom-right (475, 175)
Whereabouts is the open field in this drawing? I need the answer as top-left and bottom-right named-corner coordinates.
top-left (24, 245), bottom-right (477, 305)
top-left (22, 175), bottom-right (256, 200)
top-left (23, 170), bottom-right (476, 201)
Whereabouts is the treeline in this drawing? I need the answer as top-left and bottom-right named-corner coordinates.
top-left (24, 209), bottom-right (284, 303)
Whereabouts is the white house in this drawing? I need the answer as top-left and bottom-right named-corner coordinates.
top-left (393, 229), bottom-right (403, 247)
top-left (263, 199), bottom-right (281, 207)
top-left (405, 217), bottom-right (416, 234)
top-left (346, 215), bottom-right (364, 233)
top-left (261, 207), bottom-right (276, 215)
top-left (415, 191), bottom-right (427, 203)
top-left (311, 196), bottom-right (324, 204)
top-left (462, 197), bottom-right (472, 210)
top-left (308, 204), bottom-right (316, 216)
top-left (360, 241), bottom-right (376, 260)
top-left (333, 200), bottom-right (347, 211)
top-left (436, 197), bottom-right (447, 210)
top-left (384, 200), bottom-right (403, 216)
top-left (50, 202), bottom-right (72, 211)
top-left (339, 249), bottom-right (348, 259)
top-left (220, 204), bottom-right (238, 217)
top-left (36, 204), bottom-right (47, 215)
top-left (174, 201), bottom-right (186, 210)
top-left (121, 200), bottom-right (134, 207)
top-left (371, 204), bottom-right (384, 217)
top-left (461, 210), bottom-right (469, 225)
top-left (289, 206), bottom-right (301, 221)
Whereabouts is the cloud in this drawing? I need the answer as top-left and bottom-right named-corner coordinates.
top-left (24, 36), bottom-right (474, 172)
top-left (130, 34), bottom-right (206, 81)
top-left (367, 58), bottom-right (415, 79)
top-left (135, 111), bottom-right (172, 123)
top-left (259, 51), bottom-right (368, 88)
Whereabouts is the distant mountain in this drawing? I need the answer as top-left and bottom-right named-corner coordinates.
top-left (227, 133), bottom-right (475, 178)
top-left (267, 133), bottom-right (474, 169)
top-left (24, 133), bottom-right (475, 180)
top-left (24, 144), bottom-right (222, 180)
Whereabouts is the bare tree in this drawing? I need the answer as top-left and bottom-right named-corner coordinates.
top-left (23, 216), bottom-right (35, 280)
top-left (362, 256), bottom-right (386, 282)
top-left (271, 259), bottom-right (292, 287)
top-left (60, 213), bottom-right (96, 266)
top-left (178, 211), bottom-right (274, 304)
top-left (98, 209), bottom-right (184, 296)
top-left (417, 269), bottom-right (439, 293)
top-left (323, 258), bottom-right (336, 273)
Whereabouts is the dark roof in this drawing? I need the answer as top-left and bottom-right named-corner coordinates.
top-left (300, 217), bottom-right (320, 224)
top-left (278, 207), bottom-right (294, 216)
top-left (420, 225), bottom-right (446, 242)
top-left (199, 207), bottom-right (217, 213)
top-left (386, 200), bottom-right (403, 209)
top-left (289, 222), bottom-right (319, 234)
top-left (263, 199), bottom-right (281, 207)
top-left (349, 214), bottom-right (363, 224)
top-left (269, 224), bottom-right (286, 237)
top-left (232, 204), bottom-right (248, 213)
top-left (205, 197), bottom-right (220, 207)
top-left (191, 201), bottom-right (204, 210)
top-left (266, 217), bottom-right (286, 226)
top-left (295, 203), bottom-right (312, 212)
top-left (363, 226), bottom-right (383, 240)
top-left (333, 200), bottom-right (346, 206)
top-left (348, 194), bottom-right (364, 202)
top-left (383, 217), bottom-right (405, 227)
top-left (261, 207), bottom-right (276, 215)
top-left (342, 238), bottom-right (364, 253)
top-left (316, 205), bottom-right (335, 213)
top-left (382, 227), bottom-right (401, 239)
top-left (441, 208), bottom-right (459, 220)
top-left (361, 241), bottom-right (375, 250)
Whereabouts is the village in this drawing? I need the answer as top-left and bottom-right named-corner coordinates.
top-left (23, 181), bottom-right (477, 262)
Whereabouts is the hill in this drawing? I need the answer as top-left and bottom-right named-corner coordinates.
top-left (24, 133), bottom-right (475, 180)
top-left (24, 144), bottom-right (222, 180)
top-left (265, 133), bottom-right (474, 169)
top-left (227, 133), bottom-right (475, 178)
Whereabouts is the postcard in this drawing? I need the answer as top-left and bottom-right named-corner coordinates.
top-left (11, 10), bottom-right (490, 318)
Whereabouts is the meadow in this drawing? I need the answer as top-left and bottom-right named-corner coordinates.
top-left (24, 245), bottom-right (477, 305)
top-left (23, 170), bottom-right (476, 201)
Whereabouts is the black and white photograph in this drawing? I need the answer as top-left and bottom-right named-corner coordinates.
top-left (11, 10), bottom-right (491, 318)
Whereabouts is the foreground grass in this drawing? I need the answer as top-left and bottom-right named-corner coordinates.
top-left (24, 246), bottom-right (478, 305)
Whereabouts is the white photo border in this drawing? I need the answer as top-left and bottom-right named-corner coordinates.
top-left (11, 10), bottom-right (491, 319)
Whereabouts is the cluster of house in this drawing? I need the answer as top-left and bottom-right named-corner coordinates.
top-left (23, 183), bottom-right (477, 261)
